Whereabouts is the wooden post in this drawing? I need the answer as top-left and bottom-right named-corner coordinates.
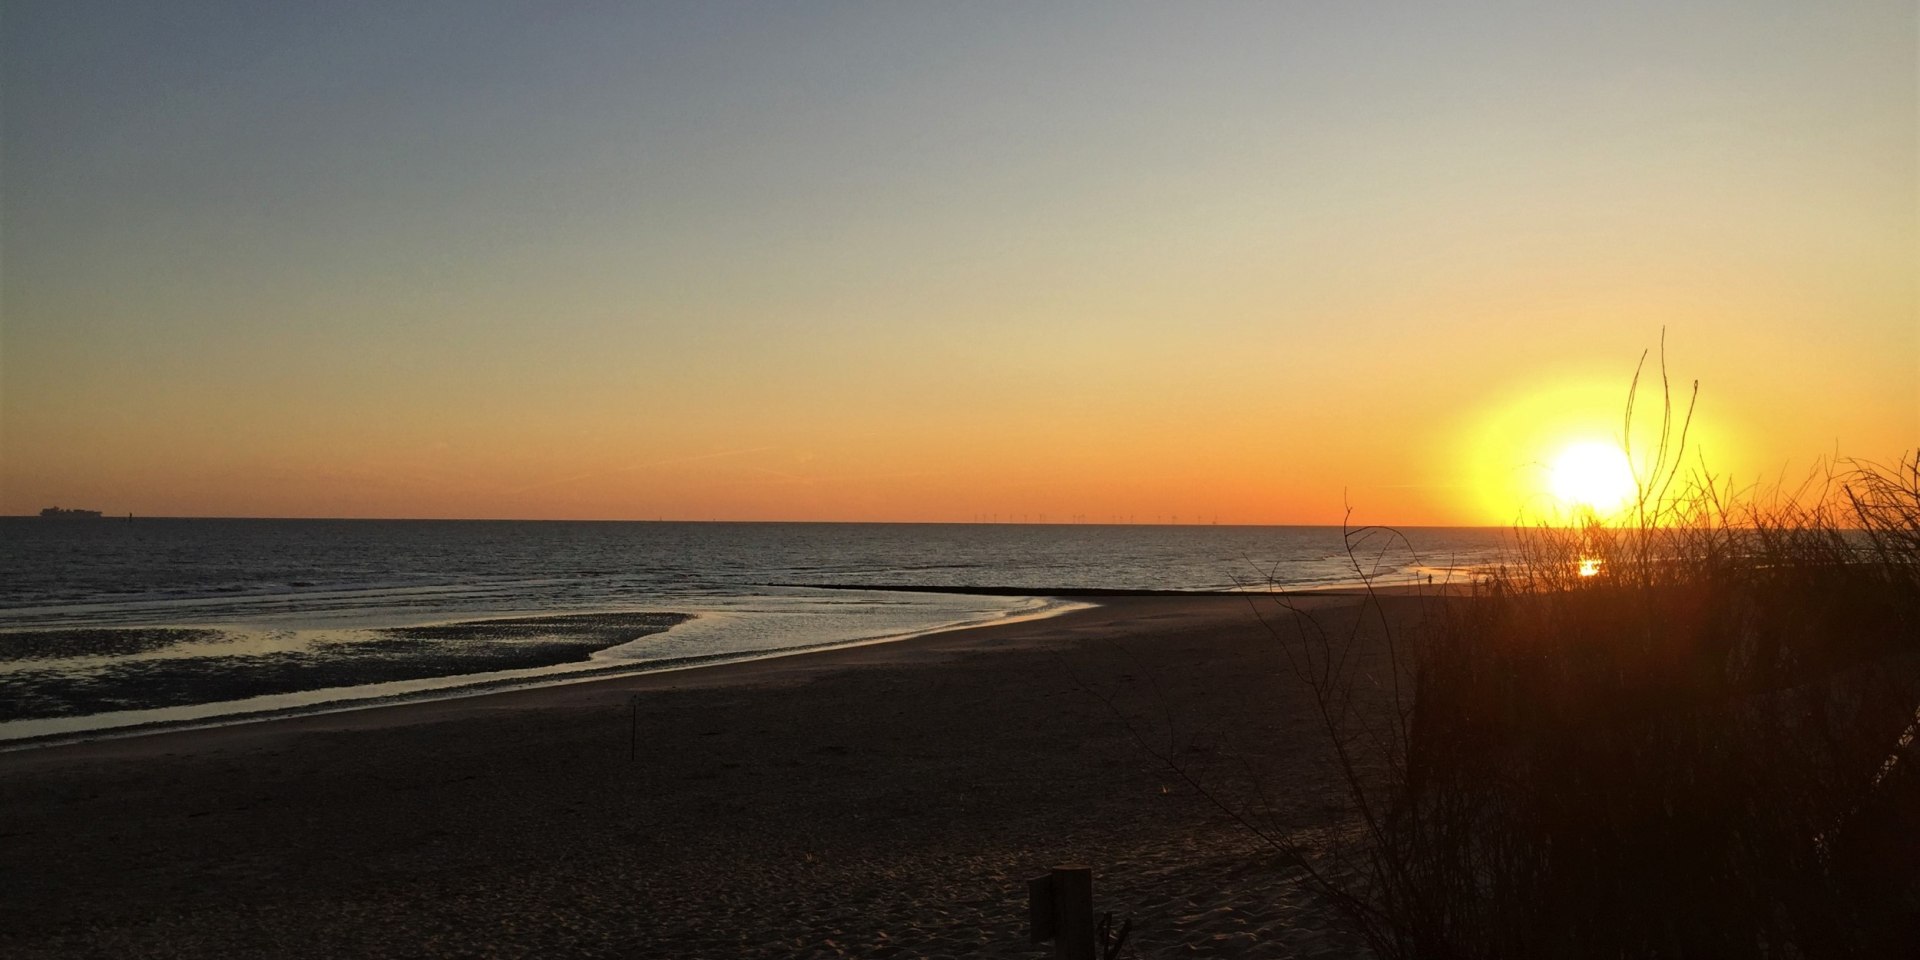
top-left (1028, 865), bottom-right (1094, 960)
top-left (1051, 866), bottom-right (1093, 960)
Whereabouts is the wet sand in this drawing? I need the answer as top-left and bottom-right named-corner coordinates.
top-left (0, 612), bottom-right (693, 723)
top-left (0, 593), bottom-right (1423, 958)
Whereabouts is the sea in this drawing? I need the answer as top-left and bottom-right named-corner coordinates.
top-left (0, 519), bottom-right (1509, 745)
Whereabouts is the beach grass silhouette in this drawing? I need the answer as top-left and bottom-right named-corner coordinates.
top-left (1248, 359), bottom-right (1920, 958)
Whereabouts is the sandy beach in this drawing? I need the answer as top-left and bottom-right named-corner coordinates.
top-left (0, 593), bottom-right (1420, 958)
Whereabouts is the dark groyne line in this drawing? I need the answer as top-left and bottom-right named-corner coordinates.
top-left (764, 583), bottom-right (1266, 598)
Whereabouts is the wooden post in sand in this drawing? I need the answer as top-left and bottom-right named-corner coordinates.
top-left (1028, 865), bottom-right (1094, 960)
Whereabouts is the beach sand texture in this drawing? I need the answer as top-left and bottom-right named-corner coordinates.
top-left (1, 594), bottom-right (1415, 958)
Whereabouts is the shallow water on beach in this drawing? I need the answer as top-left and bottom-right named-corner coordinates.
top-left (0, 520), bottom-right (1506, 741)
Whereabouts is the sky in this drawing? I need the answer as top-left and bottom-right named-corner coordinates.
top-left (3, 1), bottom-right (1914, 524)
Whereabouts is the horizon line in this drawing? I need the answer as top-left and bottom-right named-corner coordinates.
top-left (4, 513), bottom-right (1506, 529)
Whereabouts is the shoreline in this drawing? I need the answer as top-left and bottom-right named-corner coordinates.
top-left (1, 592), bottom-right (1413, 957)
top-left (0, 578), bottom-right (1470, 755)
top-left (0, 593), bottom-right (1087, 753)
top-left (0, 594), bottom-right (1115, 766)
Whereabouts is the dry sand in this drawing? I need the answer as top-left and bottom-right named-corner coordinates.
top-left (0, 593), bottom-right (1426, 958)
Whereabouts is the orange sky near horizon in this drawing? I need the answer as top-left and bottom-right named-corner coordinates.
top-left (3, 3), bottom-right (1914, 525)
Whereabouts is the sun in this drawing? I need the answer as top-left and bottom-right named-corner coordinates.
top-left (1549, 441), bottom-right (1638, 516)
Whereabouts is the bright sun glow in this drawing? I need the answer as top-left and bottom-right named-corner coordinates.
top-left (1549, 441), bottom-right (1638, 515)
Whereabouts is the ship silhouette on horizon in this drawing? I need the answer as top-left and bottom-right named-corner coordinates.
top-left (39, 506), bottom-right (104, 519)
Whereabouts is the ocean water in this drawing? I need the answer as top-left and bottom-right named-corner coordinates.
top-left (0, 519), bottom-right (1507, 743)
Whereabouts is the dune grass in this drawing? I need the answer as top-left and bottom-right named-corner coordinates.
top-left (1265, 361), bottom-right (1920, 958)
